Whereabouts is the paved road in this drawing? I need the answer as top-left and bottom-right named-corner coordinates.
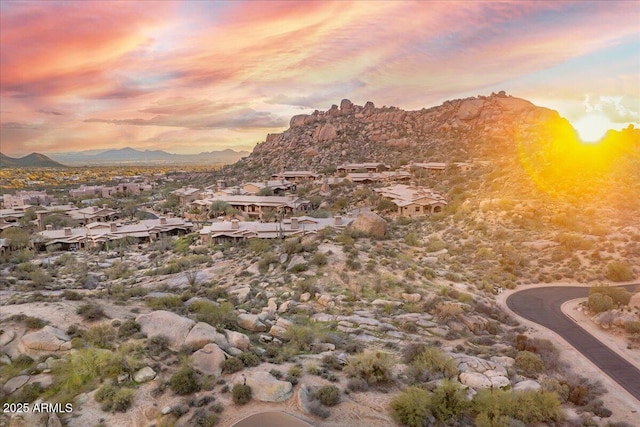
top-left (506, 285), bottom-right (640, 401)
top-left (231, 412), bottom-right (314, 427)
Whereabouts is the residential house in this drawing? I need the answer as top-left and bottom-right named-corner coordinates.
top-left (191, 195), bottom-right (311, 221)
top-left (375, 184), bottom-right (447, 217)
top-left (200, 215), bottom-right (351, 244)
top-left (34, 217), bottom-right (193, 251)
top-left (2, 191), bottom-right (51, 208)
top-left (271, 171), bottom-right (322, 183)
top-left (172, 187), bottom-right (204, 206)
top-left (336, 162), bottom-right (390, 175)
top-left (242, 180), bottom-right (296, 195)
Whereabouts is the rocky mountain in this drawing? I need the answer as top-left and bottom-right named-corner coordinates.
top-left (49, 147), bottom-right (249, 165)
top-left (229, 92), bottom-right (574, 175)
top-left (0, 152), bottom-right (66, 168)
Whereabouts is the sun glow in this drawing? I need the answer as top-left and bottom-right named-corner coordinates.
top-left (572, 113), bottom-right (611, 143)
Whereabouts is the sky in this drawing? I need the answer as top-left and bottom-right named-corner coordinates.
top-left (1, 0), bottom-right (638, 157)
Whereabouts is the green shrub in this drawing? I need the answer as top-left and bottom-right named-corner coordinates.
top-left (95, 383), bottom-right (118, 410)
top-left (588, 293), bottom-right (614, 313)
top-left (24, 316), bottom-right (47, 329)
top-left (189, 301), bottom-right (235, 330)
top-left (111, 387), bottom-right (135, 412)
top-left (232, 383), bottom-right (252, 405)
top-left (390, 386), bottom-right (431, 427)
top-left (238, 352), bottom-right (261, 367)
top-left (85, 324), bottom-right (117, 349)
top-left (63, 290), bottom-right (84, 301)
top-left (146, 295), bottom-right (184, 311)
top-left (118, 319), bottom-right (141, 339)
top-left (146, 335), bottom-right (170, 357)
top-left (315, 385), bottom-right (340, 406)
top-left (77, 303), bottom-right (106, 321)
top-left (430, 380), bottom-right (469, 423)
top-left (170, 366), bottom-right (200, 395)
top-left (606, 261), bottom-right (633, 282)
top-left (311, 252), bottom-right (328, 266)
top-left (514, 351), bottom-right (545, 376)
top-left (407, 347), bottom-right (459, 383)
top-left (472, 388), bottom-right (563, 426)
top-left (344, 351), bottom-right (394, 386)
top-left (590, 285), bottom-right (632, 306)
top-left (221, 357), bottom-right (244, 374)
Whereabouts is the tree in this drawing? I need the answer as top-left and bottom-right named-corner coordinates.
top-left (209, 200), bottom-right (230, 218)
top-left (1, 227), bottom-right (30, 250)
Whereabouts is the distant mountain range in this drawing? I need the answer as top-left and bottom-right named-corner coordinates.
top-left (47, 147), bottom-right (250, 165)
top-left (0, 152), bottom-right (66, 168)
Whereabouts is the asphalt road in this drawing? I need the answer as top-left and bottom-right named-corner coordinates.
top-left (506, 284), bottom-right (640, 401)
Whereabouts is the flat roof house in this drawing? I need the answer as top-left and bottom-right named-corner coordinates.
top-left (375, 184), bottom-right (447, 217)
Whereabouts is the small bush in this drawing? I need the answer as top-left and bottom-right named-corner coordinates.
top-left (170, 366), bottom-right (200, 395)
top-left (63, 290), bottom-right (84, 300)
top-left (146, 335), bottom-right (170, 357)
top-left (515, 351), bottom-right (545, 376)
top-left (315, 385), bottom-right (340, 406)
top-left (221, 357), bottom-right (244, 374)
top-left (95, 383), bottom-right (118, 410)
top-left (232, 383), bottom-right (252, 405)
top-left (238, 352), bottom-right (260, 367)
top-left (77, 303), bottom-right (106, 321)
top-left (189, 301), bottom-right (235, 330)
top-left (85, 324), bottom-right (117, 349)
top-left (588, 293), bottom-right (614, 313)
top-left (111, 388), bottom-right (134, 412)
top-left (344, 351), bottom-right (394, 386)
top-left (24, 316), bottom-right (47, 329)
top-left (118, 319), bottom-right (141, 339)
top-left (390, 387), bottom-right (431, 427)
top-left (407, 347), bottom-right (459, 383)
top-left (606, 261), bottom-right (633, 282)
top-left (146, 295), bottom-right (184, 312)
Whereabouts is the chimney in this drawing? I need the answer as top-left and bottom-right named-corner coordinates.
top-left (334, 216), bottom-right (343, 226)
top-left (46, 224), bottom-right (53, 231)
top-left (167, 212), bottom-right (174, 218)
top-left (231, 219), bottom-right (239, 230)
top-left (64, 227), bottom-right (72, 236)
top-left (291, 217), bottom-right (298, 230)
top-left (110, 222), bottom-right (117, 232)
top-left (103, 204), bottom-right (108, 209)
top-left (160, 217), bottom-right (167, 225)
top-left (288, 194), bottom-right (295, 201)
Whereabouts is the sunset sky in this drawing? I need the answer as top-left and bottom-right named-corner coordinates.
top-left (1, 0), bottom-right (638, 156)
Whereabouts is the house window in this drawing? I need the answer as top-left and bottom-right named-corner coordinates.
top-left (415, 206), bottom-right (421, 213)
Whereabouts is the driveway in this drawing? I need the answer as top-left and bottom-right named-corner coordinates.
top-left (506, 284), bottom-right (640, 400)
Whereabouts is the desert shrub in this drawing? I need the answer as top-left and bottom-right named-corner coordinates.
top-left (401, 343), bottom-right (430, 364)
top-left (146, 335), bottom-right (170, 357)
top-left (221, 357), bottom-right (244, 374)
top-left (85, 324), bottom-right (117, 349)
top-left (346, 377), bottom-right (369, 392)
top-left (434, 302), bottom-right (463, 321)
top-left (23, 316), bottom-right (47, 329)
top-left (315, 385), bottom-right (340, 406)
top-left (77, 303), bottom-right (106, 321)
top-left (96, 384), bottom-right (134, 412)
top-left (238, 351), bottom-right (260, 367)
top-left (407, 347), bottom-right (459, 383)
top-left (286, 322), bottom-right (328, 352)
top-left (258, 253), bottom-right (279, 273)
top-left (429, 380), bottom-right (469, 424)
top-left (189, 301), bottom-right (235, 330)
top-left (282, 238), bottom-right (303, 255)
top-left (232, 383), bottom-right (252, 405)
top-left (588, 293), bottom-right (614, 313)
top-left (390, 386), bottom-right (431, 427)
top-left (8, 382), bottom-right (44, 404)
top-left (344, 351), bottom-right (393, 386)
top-left (605, 261), bottom-right (634, 282)
top-left (170, 365), bottom-right (200, 395)
top-left (472, 388), bottom-right (563, 426)
top-left (590, 285), bottom-right (632, 306)
top-left (146, 295), bottom-right (184, 312)
top-left (95, 383), bottom-right (118, 409)
top-left (118, 319), bottom-right (141, 339)
top-left (311, 252), bottom-right (328, 266)
top-left (63, 290), bottom-right (84, 301)
top-left (190, 409), bottom-right (220, 427)
top-left (514, 351), bottom-right (544, 376)
top-left (625, 320), bottom-right (640, 334)
top-left (248, 239), bottom-right (272, 254)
